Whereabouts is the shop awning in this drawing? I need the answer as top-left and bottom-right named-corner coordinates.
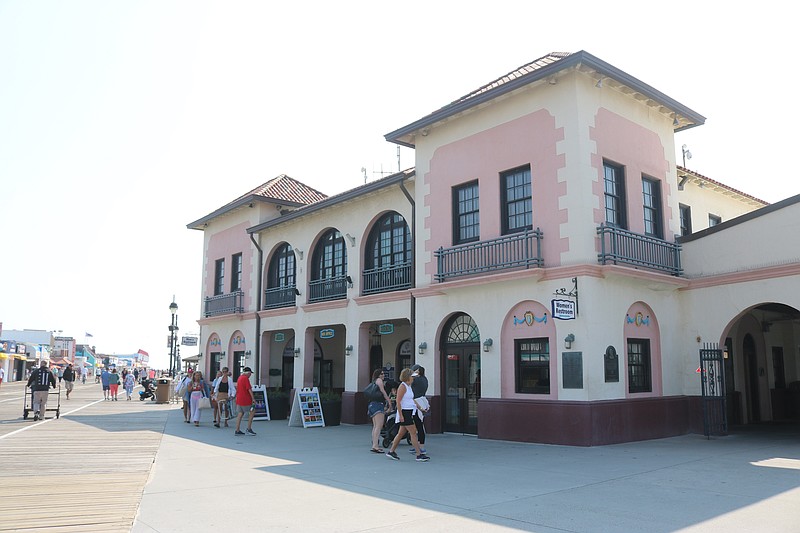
top-left (182, 354), bottom-right (201, 363)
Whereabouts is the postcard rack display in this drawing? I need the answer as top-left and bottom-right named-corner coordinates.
top-left (288, 387), bottom-right (325, 428)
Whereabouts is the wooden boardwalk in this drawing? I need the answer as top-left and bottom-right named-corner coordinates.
top-left (0, 380), bottom-right (173, 532)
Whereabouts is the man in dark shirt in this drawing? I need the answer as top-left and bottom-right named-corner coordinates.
top-left (62, 364), bottom-right (75, 399)
top-left (27, 360), bottom-right (57, 421)
top-left (410, 364), bottom-right (429, 454)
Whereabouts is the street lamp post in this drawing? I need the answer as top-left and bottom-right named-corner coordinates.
top-left (168, 300), bottom-right (179, 377)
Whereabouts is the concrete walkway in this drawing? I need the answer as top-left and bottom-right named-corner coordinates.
top-left (133, 406), bottom-right (800, 533)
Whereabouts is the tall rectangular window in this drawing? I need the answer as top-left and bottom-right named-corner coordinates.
top-left (453, 181), bottom-right (480, 244)
top-left (603, 162), bottom-right (627, 228)
top-left (231, 253), bottom-right (243, 292)
top-left (516, 338), bottom-right (550, 394)
top-left (501, 166), bottom-right (532, 234)
top-left (708, 214), bottom-right (722, 227)
top-left (627, 339), bottom-right (652, 393)
top-left (642, 177), bottom-right (663, 238)
top-left (679, 204), bottom-right (692, 236)
top-left (214, 259), bottom-right (225, 296)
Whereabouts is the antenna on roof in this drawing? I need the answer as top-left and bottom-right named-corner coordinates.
top-left (373, 164), bottom-right (393, 180)
top-left (682, 144), bottom-right (692, 167)
top-left (361, 167), bottom-right (368, 184)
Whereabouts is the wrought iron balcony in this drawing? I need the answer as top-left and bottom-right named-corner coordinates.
top-left (264, 284), bottom-right (297, 310)
top-left (435, 228), bottom-right (543, 282)
top-left (362, 262), bottom-right (412, 295)
top-left (308, 275), bottom-right (349, 303)
top-left (597, 224), bottom-right (682, 276)
top-left (204, 290), bottom-right (244, 317)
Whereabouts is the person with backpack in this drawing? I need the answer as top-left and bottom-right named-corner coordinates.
top-left (366, 368), bottom-right (391, 453)
top-left (27, 360), bottom-right (56, 421)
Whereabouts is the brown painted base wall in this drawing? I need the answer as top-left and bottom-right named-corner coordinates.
top-left (480, 396), bottom-right (704, 446)
top-left (344, 393), bottom-right (703, 446)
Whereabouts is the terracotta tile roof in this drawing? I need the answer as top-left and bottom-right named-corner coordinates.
top-left (449, 52), bottom-right (573, 107)
top-left (677, 166), bottom-right (769, 206)
top-left (187, 174), bottom-right (328, 229)
top-left (237, 174), bottom-right (327, 206)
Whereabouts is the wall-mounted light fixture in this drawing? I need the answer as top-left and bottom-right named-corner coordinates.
top-left (564, 333), bottom-right (575, 350)
top-left (293, 348), bottom-right (301, 358)
top-left (346, 275), bottom-right (353, 288)
top-left (418, 342), bottom-right (427, 355)
top-left (673, 114), bottom-right (680, 127)
top-left (294, 288), bottom-right (301, 296)
top-left (221, 351), bottom-right (226, 357)
top-left (345, 345), bottom-right (353, 356)
top-left (245, 350), bottom-right (251, 356)
top-left (595, 77), bottom-right (603, 88)
top-left (295, 250), bottom-right (304, 260)
top-left (482, 338), bottom-right (493, 352)
top-left (345, 233), bottom-right (356, 247)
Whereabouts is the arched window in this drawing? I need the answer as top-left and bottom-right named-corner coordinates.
top-left (363, 212), bottom-right (412, 294)
top-left (265, 243), bottom-right (296, 309)
top-left (445, 313), bottom-right (481, 344)
top-left (310, 229), bottom-right (348, 302)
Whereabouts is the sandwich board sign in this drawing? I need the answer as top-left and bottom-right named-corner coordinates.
top-left (251, 385), bottom-right (270, 421)
top-left (288, 387), bottom-right (325, 428)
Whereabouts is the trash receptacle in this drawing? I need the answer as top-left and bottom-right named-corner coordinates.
top-left (155, 378), bottom-right (171, 404)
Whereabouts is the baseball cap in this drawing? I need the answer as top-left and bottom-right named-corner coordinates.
top-left (243, 367), bottom-right (252, 373)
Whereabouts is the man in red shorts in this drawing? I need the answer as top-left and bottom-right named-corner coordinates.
top-left (234, 367), bottom-right (256, 436)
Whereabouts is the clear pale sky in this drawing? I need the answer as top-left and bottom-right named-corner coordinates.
top-left (1, 1), bottom-right (796, 369)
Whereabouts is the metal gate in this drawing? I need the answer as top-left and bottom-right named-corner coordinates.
top-left (699, 343), bottom-right (727, 437)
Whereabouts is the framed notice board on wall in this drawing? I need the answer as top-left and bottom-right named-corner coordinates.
top-left (251, 385), bottom-right (270, 421)
top-left (288, 387), bottom-right (325, 428)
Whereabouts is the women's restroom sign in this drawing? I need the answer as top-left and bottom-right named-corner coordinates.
top-left (551, 299), bottom-right (576, 320)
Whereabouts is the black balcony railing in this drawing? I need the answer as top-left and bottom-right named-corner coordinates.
top-left (597, 223), bottom-right (682, 276)
top-left (204, 290), bottom-right (244, 317)
top-left (308, 275), bottom-right (349, 303)
top-left (362, 262), bottom-right (412, 295)
top-left (264, 285), bottom-right (297, 310)
top-left (435, 228), bottom-right (543, 282)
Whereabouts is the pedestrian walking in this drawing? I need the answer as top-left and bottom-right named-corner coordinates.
top-left (175, 373), bottom-right (192, 422)
top-left (234, 367), bottom-right (256, 436)
top-left (213, 367), bottom-right (236, 428)
top-left (62, 364), bottom-right (75, 399)
top-left (27, 360), bottom-right (56, 421)
top-left (385, 368), bottom-right (429, 462)
top-left (124, 371), bottom-right (135, 400)
top-left (101, 368), bottom-right (111, 400)
top-left (0, 365), bottom-right (5, 389)
top-left (188, 371), bottom-right (211, 426)
top-left (109, 368), bottom-right (120, 401)
top-left (367, 368), bottom-right (391, 453)
top-left (409, 364), bottom-right (429, 455)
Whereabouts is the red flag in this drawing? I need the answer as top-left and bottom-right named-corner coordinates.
top-left (137, 349), bottom-right (149, 356)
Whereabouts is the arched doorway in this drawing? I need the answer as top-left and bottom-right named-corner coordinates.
top-left (440, 313), bottom-right (481, 434)
top-left (721, 302), bottom-right (800, 426)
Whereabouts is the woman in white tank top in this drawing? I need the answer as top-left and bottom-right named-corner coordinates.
top-left (385, 368), bottom-right (429, 462)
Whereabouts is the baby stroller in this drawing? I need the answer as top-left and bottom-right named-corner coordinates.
top-left (139, 378), bottom-right (156, 401)
top-left (381, 400), bottom-right (412, 449)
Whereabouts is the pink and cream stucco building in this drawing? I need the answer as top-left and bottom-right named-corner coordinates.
top-left (188, 51), bottom-right (800, 445)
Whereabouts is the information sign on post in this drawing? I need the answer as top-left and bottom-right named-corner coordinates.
top-left (251, 385), bottom-right (270, 421)
top-left (288, 387), bottom-right (325, 428)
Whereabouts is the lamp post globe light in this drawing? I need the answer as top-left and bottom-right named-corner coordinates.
top-left (168, 299), bottom-right (179, 377)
